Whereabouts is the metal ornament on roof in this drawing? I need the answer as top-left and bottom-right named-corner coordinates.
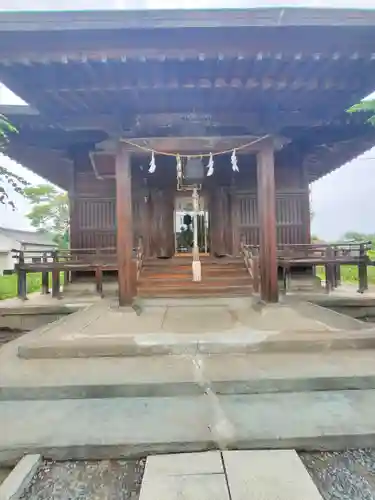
top-left (231, 149), bottom-right (239, 172)
top-left (206, 153), bottom-right (214, 176)
top-left (148, 151), bottom-right (156, 173)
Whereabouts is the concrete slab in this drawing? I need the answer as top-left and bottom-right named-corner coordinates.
top-left (224, 450), bottom-right (323, 499)
top-left (0, 454), bottom-right (41, 500)
top-left (235, 304), bottom-right (330, 331)
top-left (2, 390), bottom-right (375, 462)
top-left (144, 451), bottom-right (223, 476)
top-left (162, 306), bottom-right (234, 333)
top-left (140, 472), bottom-right (229, 500)
top-left (140, 452), bottom-right (228, 500)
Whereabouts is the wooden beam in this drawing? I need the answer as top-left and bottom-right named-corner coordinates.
top-left (257, 142), bottom-right (278, 302)
top-left (116, 143), bottom-right (135, 306)
top-left (42, 77), bottom-right (360, 93)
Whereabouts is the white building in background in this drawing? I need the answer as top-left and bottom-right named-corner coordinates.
top-left (0, 228), bottom-right (56, 274)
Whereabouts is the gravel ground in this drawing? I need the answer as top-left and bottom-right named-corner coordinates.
top-left (17, 450), bottom-right (375, 499)
top-left (301, 450), bottom-right (375, 500)
top-left (20, 459), bottom-right (146, 500)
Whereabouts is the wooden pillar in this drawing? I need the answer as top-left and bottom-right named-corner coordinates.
top-left (69, 161), bottom-right (78, 283)
top-left (116, 144), bottom-right (135, 306)
top-left (41, 252), bottom-right (50, 294)
top-left (17, 250), bottom-right (27, 301)
top-left (301, 163), bottom-right (311, 244)
top-left (257, 143), bottom-right (278, 302)
top-left (358, 243), bottom-right (368, 294)
top-left (230, 185), bottom-right (239, 256)
top-left (51, 250), bottom-right (61, 299)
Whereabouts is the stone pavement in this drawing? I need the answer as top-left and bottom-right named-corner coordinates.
top-left (2, 390), bottom-right (375, 462)
top-left (139, 451), bottom-right (323, 499)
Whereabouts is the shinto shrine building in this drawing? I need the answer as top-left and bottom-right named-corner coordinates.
top-left (1, 8), bottom-right (375, 305)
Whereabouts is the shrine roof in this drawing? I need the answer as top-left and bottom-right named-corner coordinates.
top-left (0, 7), bottom-right (375, 187)
top-left (0, 8), bottom-right (374, 32)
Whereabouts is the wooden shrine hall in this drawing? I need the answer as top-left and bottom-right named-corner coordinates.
top-left (1, 7), bottom-right (375, 305)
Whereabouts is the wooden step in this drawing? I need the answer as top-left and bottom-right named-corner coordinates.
top-left (138, 281), bottom-right (253, 291)
top-left (139, 257), bottom-right (252, 298)
top-left (143, 257), bottom-right (244, 266)
top-left (138, 285), bottom-right (253, 298)
top-left (139, 275), bottom-right (251, 285)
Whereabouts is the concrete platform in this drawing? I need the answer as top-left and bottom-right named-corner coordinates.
top-left (2, 390), bottom-right (375, 463)
top-left (10, 297), bottom-right (368, 359)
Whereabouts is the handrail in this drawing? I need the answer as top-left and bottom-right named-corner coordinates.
top-left (136, 237), bottom-right (144, 281)
top-left (240, 242), bottom-right (260, 293)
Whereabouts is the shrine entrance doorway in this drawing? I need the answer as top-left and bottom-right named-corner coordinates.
top-left (174, 193), bottom-right (209, 255)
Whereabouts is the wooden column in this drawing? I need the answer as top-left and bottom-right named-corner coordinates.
top-left (257, 143), bottom-right (278, 302)
top-left (301, 163), bottom-right (311, 244)
top-left (116, 144), bottom-right (135, 306)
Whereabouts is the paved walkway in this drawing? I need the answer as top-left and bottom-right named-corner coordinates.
top-left (139, 451), bottom-right (323, 499)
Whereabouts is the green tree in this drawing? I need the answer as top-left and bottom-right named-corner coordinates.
top-left (0, 114), bottom-right (29, 207)
top-left (24, 184), bottom-right (69, 247)
top-left (342, 231), bottom-right (375, 249)
top-left (347, 99), bottom-right (375, 125)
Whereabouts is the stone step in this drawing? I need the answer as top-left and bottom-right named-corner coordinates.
top-left (4, 351), bottom-right (375, 400)
top-left (139, 451), bottom-right (324, 500)
top-left (1, 390), bottom-right (375, 462)
top-left (17, 328), bottom-right (375, 359)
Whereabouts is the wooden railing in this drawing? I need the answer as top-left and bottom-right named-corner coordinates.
top-left (240, 242), bottom-right (260, 293)
top-left (12, 243), bottom-right (148, 300)
top-left (136, 237), bottom-right (144, 281)
top-left (13, 247), bottom-right (117, 300)
top-left (240, 242), bottom-right (372, 295)
top-left (277, 242), bottom-right (372, 293)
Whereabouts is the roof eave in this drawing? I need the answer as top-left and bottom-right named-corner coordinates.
top-left (0, 7), bottom-right (374, 32)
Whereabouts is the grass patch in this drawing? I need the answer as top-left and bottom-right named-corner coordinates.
top-left (0, 272), bottom-right (65, 300)
top-left (316, 250), bottom-right (375, 285)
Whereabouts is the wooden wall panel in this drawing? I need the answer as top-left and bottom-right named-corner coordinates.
top-left (71, 170), bottom-right (143, 250)
top-left (149, 188), bottom-right (174, 257)
top-left (69, 155), bottom-right (311, 255)
top-left (235, 190), bottom-right (308, 248)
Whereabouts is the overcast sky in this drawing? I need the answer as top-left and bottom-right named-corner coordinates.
top-left (0, 1), bottom-right (375, 240)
